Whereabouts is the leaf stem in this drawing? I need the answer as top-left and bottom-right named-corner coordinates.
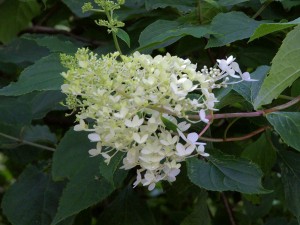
top-left (252, 0), bottom-right (274, 19)
top-left (223, 118), bottom-right (240, 140)
top-left (0, 132), bottom-right (56, 152)
top-left (105, 10), bottom-right (123, 55)
top-left (221, 192), bottom-right (237, 225)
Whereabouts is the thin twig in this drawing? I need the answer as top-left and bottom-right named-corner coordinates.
top-left (0, 132), bottom-right (56, 152)
top-left (252, 0), bottom-right (274, 19)
top-left (221, 192), bottom-right (237, 225)
top-left (199, 126), bottom-right (269, 142)
top-left (188, 96), bottom-right (300, 121)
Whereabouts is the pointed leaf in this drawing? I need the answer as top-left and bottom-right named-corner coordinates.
top-left (267, 112), bottom-right (300, 151)
top-left (249, 17), bottom-right (300, 42)
top-left (206, 12), bottom-right (263, 48)
top-left (52, 129), bottom-right (114, 224)
top-left (0, 53), bottom-right (64, 96)
top-left (233, 65), bottom-right (269, 105)
top-left (187, 150), bottom-right (270, 194)
top-left (138, 20), bottom-right (212, 51)
top-left (254, 25), bottom-right (300, 108)
top-left (99, 151), bottom-right (127, 188)
top-left (1, 165), bottom-right (66, 225)
top-left (0, 0), bottom-right (40, 43)
top-left (241, 133), bottom-right (276, 173)
top-left (116, 28), bottom-right (130, 47)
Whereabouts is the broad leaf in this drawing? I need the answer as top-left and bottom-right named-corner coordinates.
top-left (233, 65), bottom-right (269, 105)
top-left (0, 96), bottom-right (32, 124)
top-left (206, 12), bottom-right (263, 48)
top-left (0, 53), bottom-right (64, 96)
top-left (241, 133), bottom-right (276, 173)
top-left (279, 150), bottom-right (300, 223)
top-left (0, 38), bottom-right (49, 64)
top-left (0, 0), bottom-right (40, 43)
top-left (23, 34), bottom-right (83, 54)
top-left (145, 0), bottom-right (196, 12)
top-left (267, 112), bottom-right (300, 151)
top-left (51, 156), bottom-right (113, 225)
top-left (1, 165), bottom-right (68, 225)
top-left (97, 187), bottom-right (156, 225)
top-left (52, 129), bottom-right (114, 224)
top-left (180, 191), bottom-right (211, 225)
top-left (52, 129), bottom-right (95, 180)
top-left (187, 150), bottom-right (270, 194)
top-left (254, 25), bottom-right (300, 109)
top-left (138, 20), bottom-right (212, 51)
top-left (99, 151), bottom-right (127, 188)
top-left (249, 17), bottom-right (300, 42)
top-left (217, 0), bottom-right (249, 6)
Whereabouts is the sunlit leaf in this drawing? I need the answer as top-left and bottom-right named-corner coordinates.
top-left (254, 25), bottom-right (300, 109)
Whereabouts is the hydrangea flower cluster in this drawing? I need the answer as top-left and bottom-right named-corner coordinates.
top-left (61, 48), bottom-right (252, 190)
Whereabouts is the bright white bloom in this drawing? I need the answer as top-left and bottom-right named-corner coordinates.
top-left (199, 109), bottom-right (209, 123)
top-left (61, 48), bottom-right (249, 190)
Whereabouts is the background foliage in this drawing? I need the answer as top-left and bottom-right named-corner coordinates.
top-left (0, 0), bottom-right (300, 224)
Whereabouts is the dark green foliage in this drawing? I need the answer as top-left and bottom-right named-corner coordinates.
top-left (1, 0), bottom-right (300, 225)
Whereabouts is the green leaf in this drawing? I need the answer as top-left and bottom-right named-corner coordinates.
top-left (51, 156), bottom-right (113, 225)
top-left (0, 96), bottom-right (32, 124)
top-left (23, 34), bottom-right (84, 54)
top-left (279, 150), bottom-right (300, 223)
top-left (51, 129), bottom-right (114, 224)
top-left (216, 0), bottom-right (249, 6)
top-left (254, 25), bottom-right (300, 109)
top-left (267, 112), bottom-right (300, 151)
top-left (180, 191), bottom-right (211, 225)
top-left (22, 125), bottom-right (57, 144)
top-left (18, 91), bottom-right (66, 119)
top-left (161, 115), bottom-right (178, 132)
top-left (99, 151), bottom-right (127, 188)
top-left (52, 129), bottom-right (95, 180)
top-left (187, 150), bottom-right (270, 194)
top-left (138, 20), bottom-right (212, 51)
top-left (97, 187), bottom-right (156, 225)
top-left (206, 12), bottom-right (263, 48)
top-left (241, 133), bottom-right (276, 173)
top-left (1, 165), bottom-right (67, 225)
top-left (0, 38), bottom-right (49, 64)
top-left (145, 0), bottom-right (196, 12)
top-left (0, 53), bottom-right (64, 96)
top-left (116, 28), bottom-right (131, 47)
top-left (233, 66), bottom-right (269, 105)
top-left (249, 17), bottom-right (300, 42)
top-left (0, 0), bottom-right (40, 43)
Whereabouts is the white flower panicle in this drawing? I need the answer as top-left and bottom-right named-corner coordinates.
top-left (61, 48), bottom-right (253, 190)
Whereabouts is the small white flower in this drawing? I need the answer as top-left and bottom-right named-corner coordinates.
top-left (199, 109), bottom-right (209, 123)
top-left (114, 107), bottom-right (128, 118)
top-left (88, 133), bottom-right (101, 142)
top-left (176, 143), bottom-right (195, 157)
top-left (133, 133), bottom-right (148, 144)
top-left (88, 148), bottom-right (101, 156)
top-left (125, 115), bottom-right (144, 128)
top-left (241, 72), bottom-right (257, 81)
top-left (178, 121), bottom-right (191, 131)
top-left (196, 144), bottom-right (209, 157)
top-left (74, 119), bottom-right (86, 131)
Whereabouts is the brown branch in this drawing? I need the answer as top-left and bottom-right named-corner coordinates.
top-left (221, 192), bottom-right (237, 225)
top-left (20, 26), bottom-right (106, 46)
top-left (188, 96), bottom-right (300, 121)
top-left (199, 126), bottom-right (269, 142)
